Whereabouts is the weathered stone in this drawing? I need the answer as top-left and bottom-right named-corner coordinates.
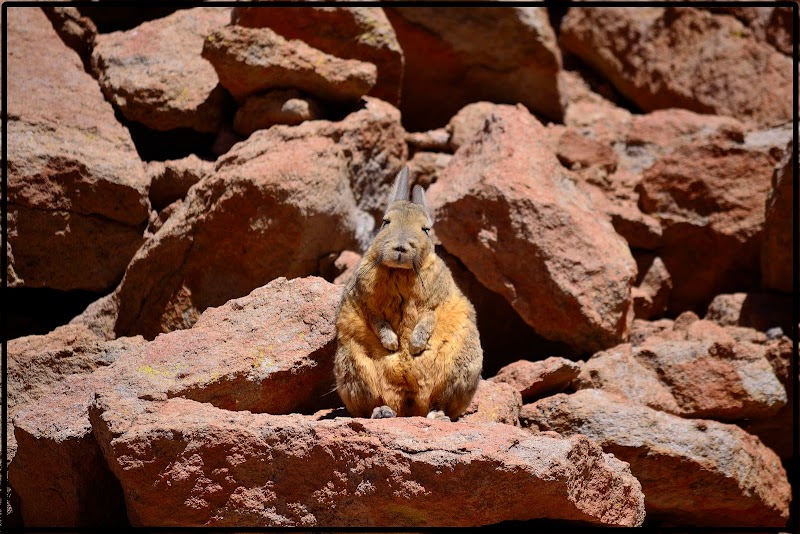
top-left (761, 142), bottom-right (795, 293)
top-left (490, 357), bottom-right (582, 402)
top-left (232, 6), bottom-right (403, 105)
top-left (233, 90), bottom-right (322, 137)
top-left (555, 127), bottom-right (617, 172)
top-left (575, 331), bottom-right (786, 421)
top-left (406, 151), bottom-right (452, 189)
top-left (446, 101), bottom-right (497, 152)
top-left (460, 379), bottom-right (521, 425)
top-left (405, 128), bottom-right (450, 153)
top-left (640, 130), bottom-right (788, 312)
top-left (41, 6), bottom-right (97, 67)
top-left (90, 397), bottom-right (645, 527)
top-left (91, 7), bottom-right (231, 133)
top-left (522, 389), bottom-right (791, 527)
top-left (202, 24), bottom-right (376, 103)
top-left (386, 7), bottom-right (562, 130)
top-left (632, 255), bottom-right (671, 319)
top-left (708, 5), bottom-right (793, 56)
top-left (428, 104), bottom-right (636, 353)
top-left (147, 155), bottom-right (213, 211)
top-left (560, 7), bottom-right (792, 128)
top-left (112, 100), bottom-right (404, 339)
top-left (7, 7), bottom-right (149, 292)
top-left (705, 292), bottom-right (793, 335)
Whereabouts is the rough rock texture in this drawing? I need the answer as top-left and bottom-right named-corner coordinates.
top-left (460, 379), bottom-right (521, 425)
top-left (490, 357), bottom-right (582, 402)
top-left (232, 6), bottom-right (403, 105)
top-left (10, 374), bottom-right (129, 527)
top-left (632, 255), bottom-right (672, 319)
top-left (233, 89), bottom-right (322, 137)
top-left (41, 6), bottom-right (97, 67)
top-left (69, 292), bottom-right (121, 341)
top-left (522, 389), bottom-right (791, 527)
top-left (406, 151), bottom-right (452, 189)
top-left (705, 292), bottom-right (793, 335)
top-left (7, 7), bottom-right (149, 292)
top-left (90, 397), bottom-right (645, 527)
top-left (386, 7), bottom-right (562, 130)
top-left (640, 128), bottom-right (789, 312)
top-left (147, 155), bottom-right (213, 211)
top-left (8, 277), bottom-right (343, 526)
top-left (708, 5), bottom-right (793, 56)
top-left (203, 24), bottom-right (377, 102)
top-left (574, 327), bottom-right (786, 421)
top-left (406, 128), bottom-right (450, 153)
top-left (560, 7), bottom-right (792, 128)
top-left (446, 101), bottom-right (498, 152)
top-left (761, 142), bottom-right (795, 293)
top-left (427, 104), bottom-right (636, 353)
top-left (91, 8), bottom-right (230, 133)
top-left (111, 100), bottom-right (404, 339)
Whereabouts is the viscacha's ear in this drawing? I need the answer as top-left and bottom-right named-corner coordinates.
top-left (385, 166), bottom-right (410, 214)
top-left (412, 184), bottom-right (433, 225)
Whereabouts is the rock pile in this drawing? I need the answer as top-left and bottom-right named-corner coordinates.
top-left (6, 5), bottom-right (794, 529)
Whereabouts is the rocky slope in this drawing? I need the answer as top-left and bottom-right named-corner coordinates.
top-left (6, 5), bottom-right (795, 529)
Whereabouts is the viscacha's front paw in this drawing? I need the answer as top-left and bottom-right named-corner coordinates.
top-left (379, 329), bottom-right (399, 351)
top-left (409, 329), bottom-right (429, 355)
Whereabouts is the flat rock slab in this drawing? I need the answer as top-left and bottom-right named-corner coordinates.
top-left (203, 24), bottom-right (376, 102)
top-left (427, 104), bottom-right (636, 353)
top-left (522, 389), bottom-right (790, 527)
top-left (91, 7), bottom-right (230, 133)
top-left (7, 7), bottom-right (149, 292)
top-left (90, 397), bottom-right (645, 527)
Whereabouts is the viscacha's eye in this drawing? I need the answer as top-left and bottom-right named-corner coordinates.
top-left (422, 227), bottom-right (431, 235)
top-left (382, 219), bottom-right (390, 228)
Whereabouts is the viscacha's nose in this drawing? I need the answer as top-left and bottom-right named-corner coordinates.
top-left (394, 244), bottom-right (408, 253)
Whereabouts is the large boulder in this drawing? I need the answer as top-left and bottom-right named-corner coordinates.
top-left (202, 24), bottom-right (376, 103)
top-left (91, 7), bottom-right (231, 133)
top-left (90, 397), bottom-right (645, 527)
top-left (490, 357), bottom-right (582, 403)
top-left (560, 7), bottom-right (792, 128)
top-left (522, 389), bottom-right (791, 527)
top-left (427, 104), bottom-right (636, 353)
top-left (9, 276), bottom-right (343, 526)
top-left (639, 126), bottom-right (789, 312)
top-left (575, 322), bottom-right (786, 421)
top-left (385, 7), bottom-right (562, 130)
top-left (7, 7), bottom-right (149, 292)
top-left (232, 6), bottom-right (403, 105)
top-left (761, 142), bottom-right (795, 293)
top-left (109, 99), bottom-right (404, 339)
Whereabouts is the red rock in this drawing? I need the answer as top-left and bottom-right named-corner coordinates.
top-left (446, 101), bottom-right (498, 152)
top-left (629, 318), bottom-right (674, 346)
top-left (705, 292), bottom-right (793, 335)
top-left (555, 128), bottom-right (617, 172)
top-left (632, 255), bottom-right (672, 319)
top-left (427, 104), bottom-right (636, 353)
top-left (233, 89), bottom-right (322, 137)
top-left (69, 292), bottom-right (121, 341)
top-left (147, 155), bottom-right (213, 211)
top-left (385, 7), bottom-right (562, 130)
top-left (761, 142), bottom-right (795, 293)
top-left (406, 151), bottom-right (451, 189)
top-left (460, 379), bottom-right (521, 425)
top-left (708, 5), bottom-right (793, 55)
top-left (522, 389), bottom-right (791, 527)
top-left (91, 8), bottom-right (230, 133)
top-left (9, 373), bottom-right (128, 527)
top-left (232, 6), bottom-right (403, 105)
top-left (90, 397), bottom-right (645, 527)
top-left (640, 133), bottom-right (787, 312)
top-left (490, 357), bottom-right (582, 402)
top-left (202, 24), bottom-right (377, 103)
top-left (560, 7), bottom-right (792, 128)
top-left (112, 100), bottom-right (404, 339)
top-left (405, 128), bottom-right (450, 153)
top-left (7, 7), bottom-right (149, 292)
top-left (575, 330), bottom-right (786, 421)
top-left (41, 6), bottom-right (97, 66)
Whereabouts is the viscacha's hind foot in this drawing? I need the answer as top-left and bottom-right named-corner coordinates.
top-left (426, 409), bottom-right (451, 421)
top-left (371, 405), bottom-right (397, 419)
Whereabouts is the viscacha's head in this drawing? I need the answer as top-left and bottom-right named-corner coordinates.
top-left (371, 167), bottom-right (434, 270)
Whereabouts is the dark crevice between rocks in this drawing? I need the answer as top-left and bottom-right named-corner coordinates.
top-left (561, 52), bottom-right (643, 116)
top-left (123, 116), bottom-right (219, 163)
top-left (5, 287), bottom-right (105, 341)
top-left (546, 4), bottom-right (570, 36)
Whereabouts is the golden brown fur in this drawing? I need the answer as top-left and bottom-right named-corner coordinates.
top-left (334, 168), bottom-right (483, 420)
